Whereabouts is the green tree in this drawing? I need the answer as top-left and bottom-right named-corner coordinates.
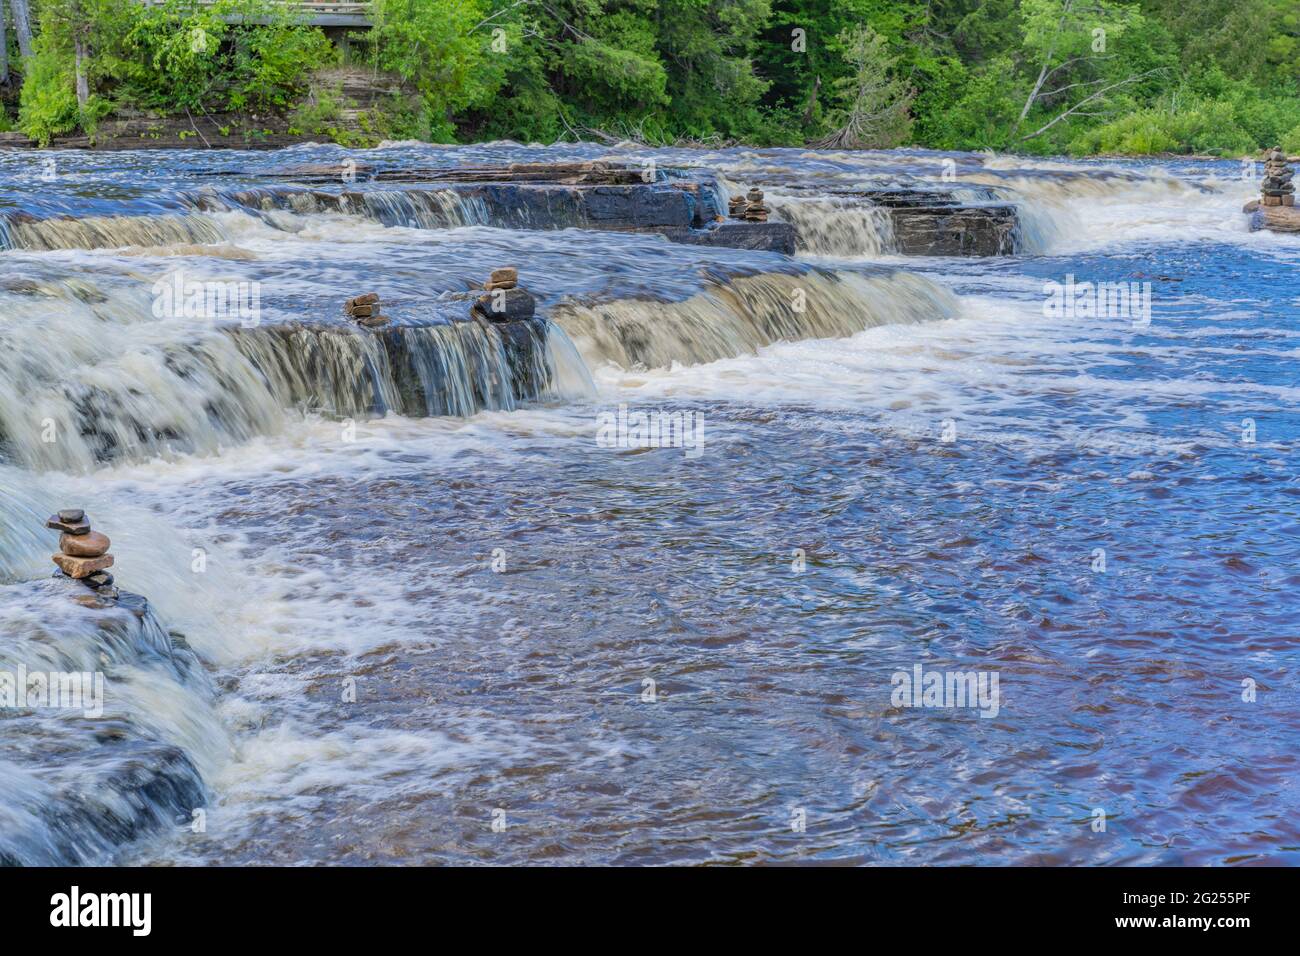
top-left (816, 24), bottom-right (913, 148)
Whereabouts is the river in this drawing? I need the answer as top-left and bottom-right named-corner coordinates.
top-left (0, 143), bottom-right (1296, 865)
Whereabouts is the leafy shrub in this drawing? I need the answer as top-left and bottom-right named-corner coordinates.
top-left (18, 46), bottom-right (80, 145)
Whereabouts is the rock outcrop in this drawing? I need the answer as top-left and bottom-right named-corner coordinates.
top-left (221, 161), bottom-right (799, 255)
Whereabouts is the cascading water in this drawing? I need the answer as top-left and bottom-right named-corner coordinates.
top-left (0, 575), bottom-right (225, 865)
top-left (767, 195), bottom-right (897, 256)
top-left (3, 142), bottom-right (1287, 867)
top-left (552, 269), bottom-right (959, 369)
top-left (0, 271), bottom-right (555, 471)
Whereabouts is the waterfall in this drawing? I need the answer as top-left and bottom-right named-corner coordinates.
top-left (0, 276), bottom-right (553, 472)
top-left (769, 196), bottom-right (897, 256)
top-left (1, 212), bottom-right (227, 252)
top-left (552, 268), bottom-right (960, 370)
top-left (0, 576), bottom-right (225, 865)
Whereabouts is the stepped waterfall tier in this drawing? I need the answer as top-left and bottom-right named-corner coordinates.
top-left (0, 143), bottom-right (1296, 873)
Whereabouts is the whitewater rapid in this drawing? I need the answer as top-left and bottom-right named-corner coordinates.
top-left (1, 144), bottom-right (1296, 865)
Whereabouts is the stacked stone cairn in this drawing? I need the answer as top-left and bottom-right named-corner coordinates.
top-left (728, 194), bottom-right (746, 218)
top-left (47, 509), bottom-right (115, 592)
top-left (1261, 147), bottom-right (1294, 207)
top-left (471, 267), bottom-right (536, 323)
top-left (742, 187), bottom-right (769, 222)
top-left (344, 292), bottom-right (389, 327)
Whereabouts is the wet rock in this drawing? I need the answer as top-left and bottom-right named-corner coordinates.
top-left (485, 267), bottom-right (518, 291)
top-left (52, 552), bottom-right (115, 579)
top-left (473, 287), bottom-right (537, 323)
top-left (84, 570), bottom-right (115, 589)
top-left (46, 514), bottom-right (92, 535)
top-left (656, 221), bottom-right (797, 255)
top-left (1249, 205), bottom-right (1300, 233)
top-left (345, 292), bottom-right (388, 326)
top-left (60, 530), bottom-right (111, 557)
top-left (889, 204), bottom-right (1019, 256)
top-left (58, 508), bottom-right (86, 523)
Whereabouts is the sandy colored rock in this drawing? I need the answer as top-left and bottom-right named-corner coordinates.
top-left (357, 313), bottom-right (390, 327)
top-left (348, 303), bottom-right (376, 317)
top-left (347, 292), bottom-right (380, 308)
top-left (52, 552), bottom-right (114, 579)
top-left (489, 267), bottom-right (518, 286)
top-left (1250, 205), bottom-right (1300, 233)
top-left (60, 530), bottom-right (110, 557)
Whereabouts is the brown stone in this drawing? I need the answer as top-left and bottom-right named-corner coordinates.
top-left (347, 292), bottom-right (380, 308)
top-left (357, 313), bottom-right (390, 328)
top-left (52, 552), bottom-right (114, 579)
top-left (1285, 195), bottom-right (1296, 207)
top-left (1243, 199), bottom-right (1261, 213)
top-left (60, 530), bottom-right (110, 557)
top-left (489, 267), bottom-right (518, 286)
top-left (348, 303), bottom-right (376, 317)
top-left (483, 279), bottom-right (517, 291)
top-left (1263, 195), bottom-right (1283, 206)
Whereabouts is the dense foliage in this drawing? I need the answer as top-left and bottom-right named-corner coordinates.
top-left (2, 0), bottom-right (1296, 154)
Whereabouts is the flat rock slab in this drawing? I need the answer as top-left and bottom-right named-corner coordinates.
top-left (655, 221), bottom-right (798, 256)
top-left (52, 552), bottom-right (115, 578)
top-left (46, 514), bottom-right (92, 535)
top-left (1249, 206), bottom-right (1300, 233)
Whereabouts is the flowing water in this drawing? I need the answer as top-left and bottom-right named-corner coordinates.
top-left (0, 143), bottom-right (1296, 866)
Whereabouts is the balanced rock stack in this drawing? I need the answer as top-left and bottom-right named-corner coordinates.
top-left (47, 509), bottom-right (115, 590)
top-left (743, 187), bottom-right (769, 222)
top-left (1261, 147), bottom-right (1295, 207)
top-left (344, 292), bottom-right (389, 327)
top-left (472, 267), bottom-right (536, 323)
top-left (728, 194), bottom-right (746, 218)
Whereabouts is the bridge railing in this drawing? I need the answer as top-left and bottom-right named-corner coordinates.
top-left (137, 0), bottom-right (374, 25)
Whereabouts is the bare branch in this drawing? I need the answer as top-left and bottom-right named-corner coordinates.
top-left (1020, 69), bottom-right (1165, 141)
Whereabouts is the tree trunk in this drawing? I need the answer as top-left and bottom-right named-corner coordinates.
top-left (10, 0), bottom-right (32, 59)
top-left (1013, 0), bottom-right (1073, 133)
top-left (800, 76), bottom-right (821, 127)
top-left (75, 39), bottom-right (89, 108)
top-left (0, 0), bottom-right (10, 83)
